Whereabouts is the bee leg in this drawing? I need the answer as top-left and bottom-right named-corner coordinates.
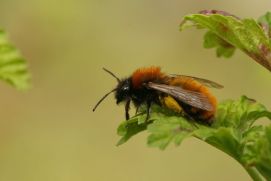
top-left (125, 99), bottom-right (131, 120)
top-left (134, 106), bottom-right (141, 116)
top-left (182, 112), bottom-right (199, 129)
top-left (133, 106), bottom-right (145, 118)
top-left (135, 106), bottom-right (139, 115)
top-left (145, 101), bottom-right (152, 122)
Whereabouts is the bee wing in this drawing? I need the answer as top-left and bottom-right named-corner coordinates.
top-left (169, 74), bottom-right (223, 89)
top-left (147, 82), bottom-right (214, 111)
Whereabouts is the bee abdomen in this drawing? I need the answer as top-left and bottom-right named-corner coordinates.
top-left (169, 77), bottom-right (217, 123)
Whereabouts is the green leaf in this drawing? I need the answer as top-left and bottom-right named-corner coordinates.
top-left (117, 96), bottom-right (271, 150)
top-left (258, 12), bottom-right (271, 26)
top-left (258, 12), bottom-right (271, 38)
top-left (255, 126), bottom-right (271, 180)
top-left (214, 96), bottom-right (271, 131)
top-left (116, 116), bottom-right (149, 146)
top-left (147, 116), bottom-right (194, 150)
top-left (203, 128), bottom-right (242, 158)
top-left (116, 105), bottom-right (180, 146)
top-left (241, 125), bottom-right (271, 180)
top-left (0, 29), bottom-right (31, 90)
top-left (116, 96), bottom-right (271, 180)
top-left (192, 124), bottom-right (242, 159)
top-left (180, 11), bottom-right (271, 71)
top-left (241, 126), bottom-right (264, 164)
top-left (204, 31), bottom-right (235, 58)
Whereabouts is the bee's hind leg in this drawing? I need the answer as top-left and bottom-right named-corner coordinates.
top-left (182, 111), bottom-right (199, 129)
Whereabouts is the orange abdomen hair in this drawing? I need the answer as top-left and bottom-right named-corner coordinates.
top-left (132, 66), bottom-right (165, 89)
top-left (168, 77), bottom-right (217, 121)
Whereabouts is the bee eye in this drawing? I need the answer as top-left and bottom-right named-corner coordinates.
top-left (122, 86), bottom-right (129, 91)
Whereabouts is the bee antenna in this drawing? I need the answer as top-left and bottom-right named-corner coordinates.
top-left (92, 88), bottom-right (117, 112)
top-left (103, 68), bottom-right (121, 83)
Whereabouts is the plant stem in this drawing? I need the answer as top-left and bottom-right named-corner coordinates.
top-left (242, 166), bottom-right (263, 181)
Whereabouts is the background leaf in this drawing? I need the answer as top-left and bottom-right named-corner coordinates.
top-left (0, 29), bottom-right (30, 90)
top-left (180, 11), bottom-right (271, 71)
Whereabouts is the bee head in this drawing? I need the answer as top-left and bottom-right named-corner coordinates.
top-left (115, 78), bottom-right (132, 104)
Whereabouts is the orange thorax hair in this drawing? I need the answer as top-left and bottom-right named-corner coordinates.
top-left (132, 66), bottom-right (165, 89)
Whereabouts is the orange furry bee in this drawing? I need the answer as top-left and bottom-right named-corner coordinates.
top-left (93, 66), bottom-right (223, 125)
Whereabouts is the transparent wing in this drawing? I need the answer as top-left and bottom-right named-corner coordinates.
top-left (169, 74), bottom-right (224, 89)
top-left (147, 82), bottom-right (214, 111)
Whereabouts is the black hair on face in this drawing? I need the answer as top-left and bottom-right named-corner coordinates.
top-left (115, 78), bottom-right (132, 104)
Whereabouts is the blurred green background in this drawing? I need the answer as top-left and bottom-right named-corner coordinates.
top-left (0, 0), bottom-right (270, 180)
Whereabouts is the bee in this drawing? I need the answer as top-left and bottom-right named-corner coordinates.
top-left (93, 66), bottom-right (223, 125)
